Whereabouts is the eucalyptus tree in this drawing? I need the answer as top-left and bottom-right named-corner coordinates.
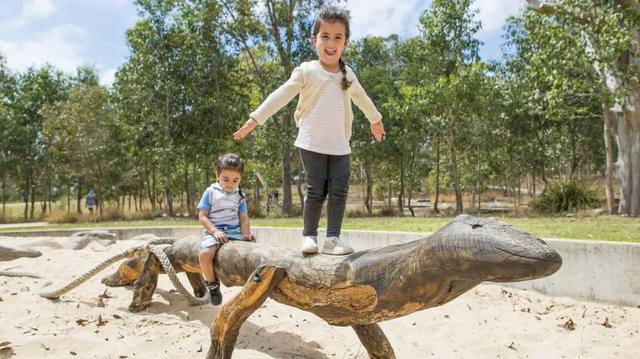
top-left (0, 56), bottom-right (16, 218)
top-left (346, 36), bottom-right (397, 214)
top-left (418, 0), bottom-right (482, 214)
top-left (526, 0), bottom-right (640, 215)
top-left (12, 66), bottom-right (69, 219)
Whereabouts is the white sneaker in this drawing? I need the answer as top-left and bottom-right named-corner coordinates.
top-left (300, 236), bottom-right (319, 254)
top-left (322, 236), bottom-right (354, 255)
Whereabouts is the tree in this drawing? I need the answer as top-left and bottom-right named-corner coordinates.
top-left (526, 0), bottom-right (640, 216)
top-left (418, 0), bottom-right (482, 214)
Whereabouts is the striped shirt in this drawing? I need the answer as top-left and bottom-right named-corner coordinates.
top-left (197, 183), bottom-right (247, 229)
top-left (294, 70), bottom-right (350, 155)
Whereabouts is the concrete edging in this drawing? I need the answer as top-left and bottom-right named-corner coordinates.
top-left (2, 226), bottom-right (638, 307)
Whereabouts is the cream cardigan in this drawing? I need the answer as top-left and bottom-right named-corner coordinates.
top-left (250, 60), bottom-right (382, 140)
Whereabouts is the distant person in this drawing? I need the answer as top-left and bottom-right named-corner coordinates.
top-left (86, 190), bottom-right (97, 214)
top-left (233, 6), bottom-right (384, 255)
top-left (197, 153), bottom-right (256, 305)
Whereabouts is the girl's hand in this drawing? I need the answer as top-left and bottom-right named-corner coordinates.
top-left (213, 230), bottom-right (229, 243)
top-left (371, 121), bottom-right (385, 142)
top-left (233, 118), bottom-right (258, 140)
top-left (242, 233), bottom-right (256, 242)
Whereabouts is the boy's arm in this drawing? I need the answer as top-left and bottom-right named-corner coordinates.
top-left (249, 66), bottom-right (305, 125)
top-left (239, 213), bottom-right (254, 241)
top-left (199, 210), bottom-right (227, 242)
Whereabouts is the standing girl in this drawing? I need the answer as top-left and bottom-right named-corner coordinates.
top-left (233, 6), bottom-right (384, 255)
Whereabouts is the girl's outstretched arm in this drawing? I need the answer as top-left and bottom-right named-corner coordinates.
top-left (371, 120), bottom-right (385, 142)
top-left (233, 118), bottom-right (258, 140)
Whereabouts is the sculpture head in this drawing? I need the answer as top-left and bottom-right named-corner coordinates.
top-left (428, 215), bottom-right (562, 283)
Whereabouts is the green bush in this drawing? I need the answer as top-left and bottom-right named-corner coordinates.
top-left (531, 179), bottom-right (602, 213)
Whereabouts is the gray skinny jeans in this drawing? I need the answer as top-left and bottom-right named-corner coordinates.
top-left (298, 148), bottom-right (350, 238)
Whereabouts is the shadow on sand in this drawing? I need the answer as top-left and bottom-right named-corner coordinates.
top-left (128, 288), bottom-right (331, 359)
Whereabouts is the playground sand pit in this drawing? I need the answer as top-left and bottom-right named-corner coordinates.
top-left (0, 235), bottom-right (638, 359)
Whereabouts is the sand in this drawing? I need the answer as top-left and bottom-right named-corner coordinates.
top-left (0, 235), bottom-right (638, 359)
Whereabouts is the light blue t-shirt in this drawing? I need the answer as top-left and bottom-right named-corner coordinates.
top-left (197, 183), bottom-right (247, 230)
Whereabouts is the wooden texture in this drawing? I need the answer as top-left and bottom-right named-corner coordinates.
top-left (207, 266), bottom-right (286, 359)
top-left (101, 215), bottom-right (562, 357)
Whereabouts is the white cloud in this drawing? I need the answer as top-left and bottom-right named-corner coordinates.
top-left (472, 0), bottom-right (523, 39)
top-left (11, 0), bottom-right (56, 27)
top-left (345, 0), bottom-right (428, 38)
top-left (0, 24), bottom-right (88, 73)
top-left (99, 67), bottom-right (116, 87)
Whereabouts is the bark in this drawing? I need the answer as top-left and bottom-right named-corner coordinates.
top-left (364, 157), bottom-right (373, 215)
top-left (207, 266), bottom-right (286, 359)
top-left (352, 324), bottom-right (396, 359)
top-left (23, 171), bottom-right (29, 220)
top-left (281, 145), bottom-right (293, 216)
top-left (76, 180), bottom-right (82, 214)
top-left (450, 120), bottom-right (463, 214)
top-left (434, 136), bottom-right (441, 214)
top-left (602, 91), bottom-right (617, 214)
top-left (398, 152), bottom-right (405, 215)
top-left (407, 149), bottom-right (416, 218)
top-left (29, 178), bottom-right (35, 220)
top-left (296, 151), bottom-right (304, 212)
top-left (1, 175), bottom-right (5, 219)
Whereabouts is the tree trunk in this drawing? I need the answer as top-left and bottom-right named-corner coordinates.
top-left (407, 149), bottom-right (416, 218)
top-left (1, 174), bottom-right (6, 219)
top-left (281, 147), bottom-right (292, 216)
top-left (450, 121), bottom-right (463, 214)
top-left (434, 136), bottom-right (441, 214)
top-left (614, 102), bottom-right (640, 216)
top-left (364, 157), bottom-right (373, 215)
top-left (296, 151), bottom-right (304, 212)
top-left (76, 180), bottom-right (83, 214)
top-left (30, 178), bottom-right (35, 220)
top-left (602, 92), bottom-right (617, 214)
top-left (398, 152), bottom-right (405, 215)
top-left (23, 171), bottom-right (29, 220)
top-left (184, 160), bottom-right (192, 217)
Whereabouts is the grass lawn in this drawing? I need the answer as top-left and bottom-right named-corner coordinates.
top-left (1, 215), bottom-right (638, 242)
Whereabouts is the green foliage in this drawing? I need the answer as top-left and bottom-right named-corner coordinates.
top-left (531, 179), bottom-right (602, 213)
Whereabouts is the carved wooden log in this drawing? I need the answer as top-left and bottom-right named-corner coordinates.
top-left (102, 215), bottom-right (562, 358)
top-left (207, 265), bottom-right (286, 359)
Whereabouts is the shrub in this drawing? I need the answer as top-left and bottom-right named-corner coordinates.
top-left (531, 179), bottom-right (602, 213)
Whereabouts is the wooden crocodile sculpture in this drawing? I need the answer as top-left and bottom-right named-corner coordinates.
top-left (42, 215), bottom-right (563, 359)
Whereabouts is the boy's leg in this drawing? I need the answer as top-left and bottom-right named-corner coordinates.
top-left (299, 148), bottom-right (329, 237)
top-left (199, 234), bottom-right (223, 305)
top-left (198, 246), bottom-right (218, 282)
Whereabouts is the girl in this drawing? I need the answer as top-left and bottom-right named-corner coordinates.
top-left (233, 6), bottom-right (384, 256)
top-left (197, 153), bottom-right (255, 305)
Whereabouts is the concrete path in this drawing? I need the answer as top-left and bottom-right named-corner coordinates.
top-left (0, 222), bottom-right (48, 229)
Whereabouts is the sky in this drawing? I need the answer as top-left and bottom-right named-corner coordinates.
top-left (0, 0), bottom-right (524, 87)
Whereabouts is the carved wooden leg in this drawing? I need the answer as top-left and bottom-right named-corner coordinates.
top-left (186, 271), bottom-right (206, 298)
top-left (352, 323), bottom-right (396, 359)
top-left (207, 265), bottom-right (286, 359)
top-left (129, 253), bottom-right (161, 312)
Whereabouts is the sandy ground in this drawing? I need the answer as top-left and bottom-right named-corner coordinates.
top-left (0, 235), bottom-right (638, 359)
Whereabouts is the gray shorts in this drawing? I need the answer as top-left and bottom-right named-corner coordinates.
top-left (200, 226), bottom-right (243, 249)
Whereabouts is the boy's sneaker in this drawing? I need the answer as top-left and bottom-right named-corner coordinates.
top-left (322, 236), bottom-right (354, 255)
top-left (300, 236), bottom-right (319, 254)
top-left (205, 279), bottom-right (222, 305)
